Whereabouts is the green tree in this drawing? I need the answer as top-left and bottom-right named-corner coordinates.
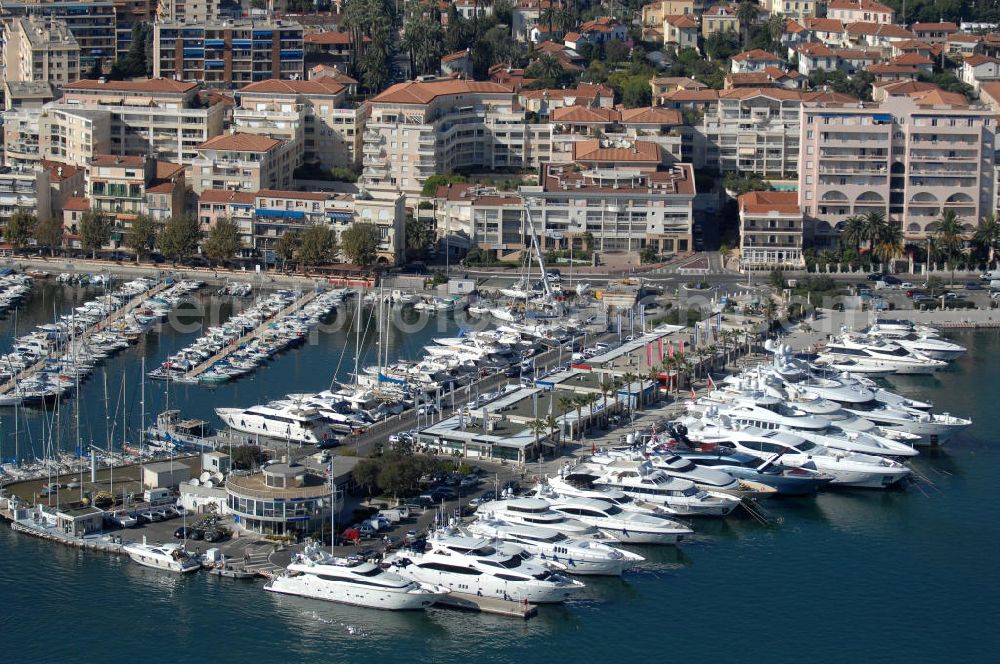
top-left (871, 216), bottom-right (904, 268)
top-left (158, 214), bottom-right (200, 263)
top-left (119, 22), bottom-right (151, 76)
top-left (525, 53), bottom-right (566, 88)
top-left (604, 39), bottom-right (629, 63)
top-left (838, 215), bottom-right (867, 254)
top-left (405, 216), bottom-right (435, 256)
top-left (401, 14), bottom-right (445, 77)
top-left (341, 223), bottom-right (381, 267)
top-left (297, 224), bottom-right (338, 269)
top-left (275, 230), bottom-right (302, 271)
top-left (202, 217), bottom-right (241, 265)
top-left (973, 214), bottom-right (1000, 267)
top-left (4, 210), bottom-right (36, 253)
top-left (581, 60), bottom-right (610, 84)
top-left (621, 77), bottom-right (652, 108)
top-left (123, 214), bottom-right (157, 263)
top-left (768, 269), bottom-right (786, 290)
top-left (79, 209), bottom-right (112, 259)
top-left (33, 215), bottom-right (64, 256)
top-left (932, 210), bottom-right (967, 285)
top-left (344, 0), bottom-right (397, 93)
top-left (420, 173), bottom-right (467, 197)
top-left (736, 0), bottom-right (759, 48)
top-left (231, 445), bottom-right (266, 470)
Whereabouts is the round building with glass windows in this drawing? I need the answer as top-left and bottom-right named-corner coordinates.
top-left (225, 463), bottom-right (342, 538)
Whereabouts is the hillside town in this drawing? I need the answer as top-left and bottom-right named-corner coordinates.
top-left (1, 0), bottom-right (999, 273)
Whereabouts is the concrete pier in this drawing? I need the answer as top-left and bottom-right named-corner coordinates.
top-left (183, 289), bottom-right (319, 380)
top-left (436, 591), bottom-right (538, 619)
top-left (0, 280), bottom-right (170, 396)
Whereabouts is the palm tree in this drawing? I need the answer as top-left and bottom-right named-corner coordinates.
top-left (932, 210), bottom-right (967, 287)
top-left (646, 367), bottom-right (660, 406)
top-left (872, 220), bottom-right (904, 270)
top-left (766, 12), bottom-right (786, 50)
top-left (585, 393), bottom-right (600, 429)
top-left (621, 372), bottom-right (637, 420)
top-left (544, 415), bottom-right (559, 449)
top-left (839, 215), bottom-right (866, 254)
top-left (572, 394), bottom-right (590, 439)
top-left (599, 378), bottom-right (614, 427)
top-left (528, 419), bottom-right (547, 455)
top-left (557, 395), bottom-right (575, 440)
top-left (973, 214), bottom-right (1000, 268)
top-left (861, 210), bottom-right (887, 254)
top-left (736, 0), bottom-right (758, 49)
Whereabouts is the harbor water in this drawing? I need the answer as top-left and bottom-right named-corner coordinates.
top-left (1, 286), bottom-right (999, 662)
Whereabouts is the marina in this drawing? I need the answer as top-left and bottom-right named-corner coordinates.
top-left (0, 270), bottom-right (997, 662)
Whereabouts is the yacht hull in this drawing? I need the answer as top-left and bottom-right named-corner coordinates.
top-left (265, 574), bottom-right (444, 610)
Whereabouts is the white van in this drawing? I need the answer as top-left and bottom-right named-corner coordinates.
top-left (981, 270), bottom-right (1000, 281)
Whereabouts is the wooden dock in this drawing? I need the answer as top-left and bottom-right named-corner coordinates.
top-left (436, 591), bottom-right (538, 619)
top-left (0, 280), bottom-right (170, 396)
top-left (184, 289), bottom-right (319, 380)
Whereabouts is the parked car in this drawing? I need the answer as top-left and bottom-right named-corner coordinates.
top-left (866, 273), bottom-right (886, 281)
top-left (965, 282), bottom-right (983, 290)
top-left (912, 294), bottom-right (933, 303)
top-left (882, 275), bottom-right (901, 285)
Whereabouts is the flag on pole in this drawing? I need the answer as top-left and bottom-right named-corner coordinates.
top-left (639, 304), bottom-right (646, 331)
top-left (668, 342), bottom-right (674, 358)
top-left (690, 385), bottom-right (696, 401)
top-left (658, 337), bottom-right (664, 361)
top-left (694, 324), bottom-right (699, 347)
top-left (707, 374), bottom-right (716, 390)
top-left (679, 339), bottom-right (685, 355)
top-left (617, 313), bottom-right (622, 338)
top-left (646, 343), bottom-right (653, 367)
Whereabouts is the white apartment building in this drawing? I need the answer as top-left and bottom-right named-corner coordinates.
top-left (2, 16), bottom-right (80, 87)
top-left (798, 94), bottom-right (996, 244)
top-left (156, 0), bottom-right (218, 23)
top-left (234, 78), bottom-right (365, 170)
top-left (738, 190), bottom-right (805, 269)
top-left (0, 167), bottom-right (52, 233)
top-left (362, 79), bottom-right (527, 199)
top-left (58, 78), bottom-right (226, 167)
top-left (191, 133), bottom-right (297, 194)
top-left (2, 105), bottom-right (112, 169)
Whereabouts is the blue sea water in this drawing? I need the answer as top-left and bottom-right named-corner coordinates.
top-left (1, 286), bottom-right (998, 662)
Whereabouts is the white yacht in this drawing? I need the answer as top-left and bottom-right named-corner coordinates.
top-left (842, 405), bottom-right (972, 444)
top-left (265, 544), bottom-right (447, 610)
top-left (216, 403), bottom-right (336, 444)
top-left (591, 448), bottom-right (741, 492)
top-left (468, 518), bottom-right (644, 575)
top-left (794, 428), bottom-right (919, 458)
top-left (817, 334), bottom-right (947, 375)
top-left (589, 463), bottom-right (742, 516)
top-left (538, 495), bottom-right (694, 545)
top-left (123, 540), bottom-right (201, 573)
top-left (386, 533), bottom-right (585, 604)
top-left (682, 418), bottom-right (911, 489)
top-left (474, 497), bottom-right (601, 538)
top-left (865, 324), bottom-right (966, 361)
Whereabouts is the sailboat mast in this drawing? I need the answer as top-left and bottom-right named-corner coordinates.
top-left (353, 287), bottom-right (361, 386)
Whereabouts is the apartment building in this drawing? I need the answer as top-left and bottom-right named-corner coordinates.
top-left (362, 79), bottom-right (525, 199)
top-left (84, 155), bottom-right (185, 248)
top-left (235, 78), bottom-right (364, 170)
top-left (2, 104), bottom-right (112, 169)
top-left (763, 0), bottom-right (816, 20)
top-left (0, 0), bottom-right (116, 68)
top-left (548, 105), bottom-right (687, 165)
top-left (153, 19), bottom-right (304, 88)
top-left (0, 167), bottom-right (52, 235)
top-left (3, 81), bottom-right (56, 111)
top-left (738, 190), bottom-right (804, 270)
top-left (59, 78), bottom-right (226, 166)
top-left (191, 133), bottom-right (296, 194)
top-left (798, 94), bottom-right (996, 245)
top-left (520, 144), bottom-right (697, 255)
top-left (197, 189), bottom-right (406, 264)
top-left (156, 0), bottom-right (219, 23)
top-left (826, 0), bottom-right (894, 25)
top-left (2, 16), bottom-right (80, 87)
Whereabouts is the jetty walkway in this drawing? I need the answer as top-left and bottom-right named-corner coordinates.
top-left (0, 280), bottom-right (170, 396)
top-left (183, 290), bottom-right (319, 380)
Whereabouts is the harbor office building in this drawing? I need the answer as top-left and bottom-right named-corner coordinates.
top-left (225, 463), bottom-right (342, 537)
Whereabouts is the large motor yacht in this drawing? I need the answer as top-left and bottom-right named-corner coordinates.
top-left (265, 544), bottom-right (447, 610)
top-left (215, 402), bottom-right (336, 444)
top-left (467, 519), bottom-right (644, 575)
top-left (123, 540), bottom-right (201, 573)
top-left (385, 532), bottom-right (585, 604)
top-left (816, 333), bottom-right (947, 375)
